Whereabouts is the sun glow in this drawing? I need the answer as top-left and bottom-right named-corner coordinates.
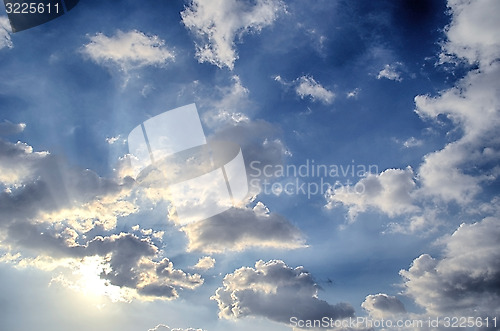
top-left (51, 256), bottom-right (134, 306)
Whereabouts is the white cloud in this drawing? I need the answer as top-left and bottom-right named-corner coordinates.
top-left (81, 30), bottom-right (175, 71)
top-left (275, 75), bottom-right (335, 104)
top-left (0, 16), bottom-right (13, 50)
top-left (443, 0), bottom-right (500, 66)
top-left (211, 260), bottom-right (354, 325)
top-left (414, 61), bottom-right (500, 204)
top-left (106, 135), bottom-right (122, 145)
top-left (346, 88), bottom-right (361, 99)
top-left (325, 167), bottom-right (420, 220)
top-left (181, 0), bottom-right (286, 69)
top-left (402, 137), bottom-right (423, 148)
top-left (193, 256), bottom-right (216, 270)
top-left (327, 0), bottom-right (500, 229)
top-left (295, 76), bottom-right (335, 104)
top-left (377, 63), bottom-right (403, 81)
top-left (201, 75), bottom-right (251, 128)
top-left (400, 217), bottom-right (500, 318)
top-left (362, 294), bottom-right (406, 319)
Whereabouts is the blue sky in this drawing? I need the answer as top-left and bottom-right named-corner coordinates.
top-left (1, 1), bottom-right (499, 330)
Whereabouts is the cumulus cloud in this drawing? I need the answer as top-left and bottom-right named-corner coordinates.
top-left (81, 30), bottom-right (175, 71)
top-left (325, 167), bottom-right (420, 220)
top-left (377, 63), bottom-right (403, 81)
top-left (0, 16), bottom-right (13, 50)
top-left (181, 0), bottom-right (286, 69)
top-left (443, 0), bottom-right (500, 66)
top-left (414, 0), bottom-right (500, 206)
top-left (414, 62), bottom-right (500, 204)
top-left (87, 234), bottom-right (203, 299)
top-left (400, 217), bottom-right (500, 318)
top-left (362, 294), bottom-right (406, 319)
top-left (212, 260), bottom-right (355, 325)
top-left (182, 202), bottom-right (305, 253)
top-left (295, 76), bottom-right (335, 104)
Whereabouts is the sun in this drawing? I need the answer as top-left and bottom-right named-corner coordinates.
top-left (60, 256), bottom-right (133, 305)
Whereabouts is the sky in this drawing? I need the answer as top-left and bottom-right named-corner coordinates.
top-left (0, 0), bottom-right (499, 330)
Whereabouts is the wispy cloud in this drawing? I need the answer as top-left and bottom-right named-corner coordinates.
top-left (402, 137), bottom-right (423, 148)
top-left (106, 135), bottom-right (122, 145)
top-left (346, 88), bottom-right (361, 99)
top-left (181, 0), bottom-right (286, 69)
top-left (275, 75), bottom-right (335, 104)
top-left (295, 76), bottom-right (335, 104)
top-left (0, 120), bottom-right (25, 135)
top-left (377, 63), bottom-right (403, 81)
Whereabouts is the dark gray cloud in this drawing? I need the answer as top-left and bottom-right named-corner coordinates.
top-left (400, 217), bottom-right (500, 318)
top-left (212, 260), bottom-right (354, 325)
top-left (182, 202), bottom-right (305, 253)
top-left (5, 225), bottom-right (203, 299)
top-left (361, 293), bottom-right (406, 319)
top-left (0, 139), bottom-right (132, 227)
top-left (0, 137), bottom-right (202, 300)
